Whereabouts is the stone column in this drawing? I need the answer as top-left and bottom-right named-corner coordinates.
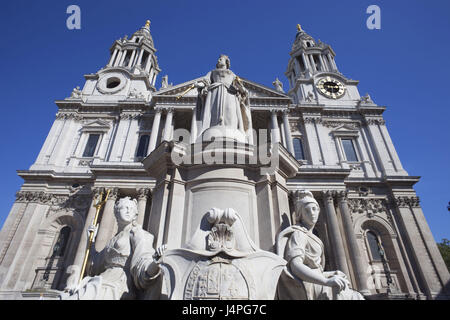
top-left (328, 54), bottom-right (337, 71)
top-left (145, 57), bottom-right (152, 73)
top-left (95, 188), bottom-right (119, 252)
top-left (279, 117), bottom-right (287, 147)
top-left (163, 108), bottom-right (174, 142)
top-left (108, 49), bottom-right (118, 67)
top-left (302, 53), bottom-right (311, 71)
top-left (270, 109), bottom-right (280, 144)
top-left (303, 117), bottom-right (322, 165)
top-left (337, 191), bottom-right (370, 294)
top-left (378, 122), bottom-right (408, 175)
top-left (119, 50), bottom-right (127, 67)
top-left (136, 49), bottom-right (144, 67)
top-left (71, 188), bottom-right (103, 272)
top-left (309, 55), bottom-right (317, 71)
top-left (136, 188), bottom-right (150, 226)
top-left (365, 119), bottom-right (396, 176)
top-left (127, 50), bottom-right (136, 68)
top-left (318, 55), bottom-right (326, 71)
top-left (190, 107), bottom-right (198, 143)
top-left (282, 110), bottom-right (295, 155)
top-left (114, 50), bottom-right (123, 67)
top-left (322, 190), bottom-right (350, 276)
top-left (148, 108), bottom-right (162, 152)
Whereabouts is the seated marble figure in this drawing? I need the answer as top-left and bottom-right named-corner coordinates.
top-left (61, 197), bottom-right (164, 300)
top-left (276, 190), bottom-right (364, 300)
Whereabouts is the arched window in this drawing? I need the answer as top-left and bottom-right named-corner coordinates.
top-left (367, 231), bottom-right (382, 261)
top-left (293, 138), bottom-right (305, 160)
top-left (52, 226), bottom-right (71, 257)
top-left (136, 134), bottom-right (150, 158)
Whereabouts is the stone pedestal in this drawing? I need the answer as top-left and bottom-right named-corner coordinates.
top-left (142, 140), bottom-right (301, 251)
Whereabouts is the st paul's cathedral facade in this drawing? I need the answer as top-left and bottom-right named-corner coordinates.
top-left (0, 21), bottom-right (448, 300)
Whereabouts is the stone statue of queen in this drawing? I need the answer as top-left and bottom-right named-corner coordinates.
top-left (194, 55), bottom-right (251, 143)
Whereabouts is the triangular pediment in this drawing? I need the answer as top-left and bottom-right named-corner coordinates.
top-left (329, 122), bottom-right (360, 137)
top-left (155, 77), bottom-right (290, 100)
top-left (81, 119), bottom-right (111, 132)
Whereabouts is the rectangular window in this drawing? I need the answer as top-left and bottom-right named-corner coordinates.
top-left (293, 138), bottom-right (305, 160)
top-left (82, 134), bottom-right (100, 157)
top-left (136, 135), bottom-right (150, 158)
top-left (342, 139), bottom-right (358, 162)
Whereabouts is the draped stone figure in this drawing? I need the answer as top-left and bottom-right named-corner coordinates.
top-left (61, 197), bottom-right (164, 300)
top-left (194, 55), bottom-right (251, 143)
top-left (276, 190), bottom-right (364, 300)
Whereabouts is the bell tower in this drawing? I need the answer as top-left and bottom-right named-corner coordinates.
top-left (78, 20), bottom-right (161, 103)
top-left (285, 24), bottom-right (361, 106)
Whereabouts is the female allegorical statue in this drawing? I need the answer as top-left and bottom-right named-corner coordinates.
top-left (277, 190), bottom-right (364, 300)
top-left (194, 55), bottom-right (251, 143)
top-left (62, 197), bottom-right (165, 300)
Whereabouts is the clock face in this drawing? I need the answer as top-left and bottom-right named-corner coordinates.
top-left (316, 77), bottom-right (346, 99)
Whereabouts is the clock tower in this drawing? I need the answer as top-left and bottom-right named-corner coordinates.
top-left (286, 25), bottom-right (361, 106)
top-left (80, 20), bottom-right (161, 104)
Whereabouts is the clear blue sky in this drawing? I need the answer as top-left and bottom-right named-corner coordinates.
top-left (0, 0), bottom-right (449, 242)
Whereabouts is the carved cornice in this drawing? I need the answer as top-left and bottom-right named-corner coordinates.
top-left (322, 121), bottom-right (361, 129)
top-left (55, 112), bottom-right (83, 121)
top-left (15, 191), bottom-right (92, 217)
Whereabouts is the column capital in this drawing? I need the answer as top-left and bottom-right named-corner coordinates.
top-left (92, 187), bottom-right (105, 197)
top-left (154, 106), bottom-right (164, 113)
top-left (270, 108), bottom-right (281, 115)
top-left (321, 190), bottom-right (336, 201)
top-left (303, 116), bottom-right (322, 124)
top-left (107, 187), bottom-right (119, 201)
top-left (137, 188), bottom-right (151, 200)
top-left (336, 190), bottom-right (348, 202)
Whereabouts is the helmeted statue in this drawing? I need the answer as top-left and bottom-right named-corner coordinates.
top-left (61, 197), bottom-right (165, 300)
top-left (276, 190), bottom-right (364, 300)
top-left (194, 55), bottom-right (251, 143)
